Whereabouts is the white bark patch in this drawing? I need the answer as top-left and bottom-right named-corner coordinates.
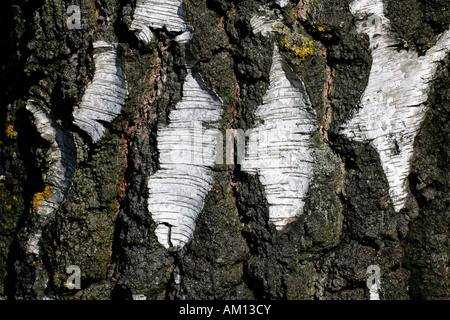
top-left (242, 45), bottom-right (317, 230)
top-left (130, 0), bottom-right (193, 44)
top-left (276, 0), bottom-right (289, 8)
top-left (147, 70), bottom-right (223, 250)
top-left (250, 14), bottom-right (281, 37)
top-left (73, 41), bottom-right (128, 143)
top-left (26, 101), bottom-right (77, 255)
top-left (342, 0), bottom-right (450, 211)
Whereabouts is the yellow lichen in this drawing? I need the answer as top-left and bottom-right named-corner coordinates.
top-left (5, 125), bottom-right (18, 139)
top-left (273, 21), bottom-right (316, 60)
top-left (292, 40), bottom-right (314, 58)
top-left (31, 185), bottom-right (52, 214)
top-left (272, 23), bottom-right (284, 30)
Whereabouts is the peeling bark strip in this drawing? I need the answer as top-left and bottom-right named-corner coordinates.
top-left (147, 70), bottom-right (223, 250)
top-left (130, 0), bottom-right (193, 44)
top-left (73, 41), bottom-right (128, 143)
top-left (342, 0), bottom-right (450, 212)
top-left (26, 101), bottom-right (77, 255)
top-left (242, 45), bottom-right (317, 230)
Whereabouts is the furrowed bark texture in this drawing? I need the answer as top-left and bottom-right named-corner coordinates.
top-left (0, 0), bottom-right (448, 300)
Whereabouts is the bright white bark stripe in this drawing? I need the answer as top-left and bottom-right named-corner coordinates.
top-left (242, 44), bottom-right (317, 230)
top-left (130, 0), bottom-right (193, 44)
top-left (26, 101), bottom-right (76, 255)
top-left (147, 70), bottom-right (223, 250)
top-left (73, 41), bottom-right (128, 143)
top-left (342, 0), bottom-right (450, 212)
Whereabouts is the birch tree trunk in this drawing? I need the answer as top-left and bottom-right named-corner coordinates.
top-left (0, 0), bottom-right (448, 300)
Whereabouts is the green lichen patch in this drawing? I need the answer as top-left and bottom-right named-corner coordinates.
top-left (302, 132), bottom-right (344, 249)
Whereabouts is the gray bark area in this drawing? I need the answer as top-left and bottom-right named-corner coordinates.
top-left (0, 0), bottom-right (448, 300)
